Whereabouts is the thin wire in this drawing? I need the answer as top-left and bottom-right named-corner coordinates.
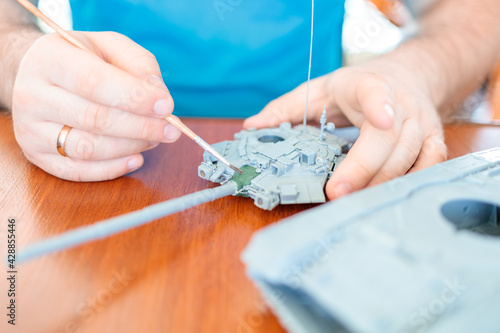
top-left (302, 0), bottom-right (315, 134)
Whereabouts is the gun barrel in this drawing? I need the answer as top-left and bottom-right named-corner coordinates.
top-left (17, 182), bottom-right (238, 263)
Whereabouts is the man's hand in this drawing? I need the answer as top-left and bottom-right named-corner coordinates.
top-left (12, 31), bottom-right (181, 181)
top-left (246, 0), bottom-right (500, 200)
top-left (244, 59), bottom-right (447, 200)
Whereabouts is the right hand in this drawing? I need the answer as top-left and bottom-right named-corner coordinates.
top-left (12, 31), bottom-right (181, 181)
top-left (244, 61), bottom-right (447, 200)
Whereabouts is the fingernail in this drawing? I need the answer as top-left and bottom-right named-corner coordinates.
top-left (154, 98), bottom-right (174, 116)
top-left (127, 157), bottom-right (142, 172)
top-left (384, 103), bottom-right (395, 119)
top-left (164, 124), bottom-right (181, 142)
top-left (333, 182), bottom-right (352, 198)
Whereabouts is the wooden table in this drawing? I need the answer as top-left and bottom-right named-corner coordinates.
top-left (1, 114), bottom-right (499, 333)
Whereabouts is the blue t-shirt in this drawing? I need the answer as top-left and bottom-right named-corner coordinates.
top-left (69, 1), bottom-right (345, 117)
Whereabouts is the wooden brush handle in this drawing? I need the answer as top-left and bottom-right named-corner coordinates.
top-left (16, 0), bottom-right (92, 52)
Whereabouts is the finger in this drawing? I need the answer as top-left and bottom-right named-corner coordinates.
top-left (367, 121), bottom-right (425, 186)
top-left (85, 32), bottom-right (162, 79)
top-left (33, 86), bottom-right (181, 143)
top-left (325, 121), bottom-right (402, 200)
top-left (42, 34), bottom-right (174, 117)
top-left (65, 130), bottom-right (159, 161)
top-left (408, 134), bottom-right (447, 173)
top-left (243, 75), bottom-right (336, 129)
top-left (35, 122), bottom-right (158, 161)
top-left (33, 152), bottom-right (145, 182)
top-left (353, 76), bottom-right (395, 130)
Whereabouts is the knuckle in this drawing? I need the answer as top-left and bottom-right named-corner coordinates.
top-left (400, 130), bottom-right (424, 159)
top-left (64, 166), bottom-right (85, 182)
top-left (67, 132), bottom-right (97, 161)
top-left (372, 170), bottom-right (394, 184)
top-left (120, 38), bottom-right (158, 69)
top-left (65, 164), bottom-right (96, 182)
top-left (423, 136), bottom-right (447, 161)
top-left (332, 67), bottom-right (351, 80)
top-left (64, 168), bottom-right (84, 182)
top-left (134, 50), bottom-right (157, 65)
top-left (137, 120), bottom-right (157, 140)
top-left (82, 103), bottom-right (111, 133)
top-left (76, 136), bottom-right (96, 161)
top-left (399, 142), bottom-right (419, 169)
top-left (104, 31), bottom-right (121, 39)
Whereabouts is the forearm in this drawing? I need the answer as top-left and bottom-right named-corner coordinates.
top-left (0, 0), bottom-right (43, 111)
top-left (376, 0), bottom-right (500, 115)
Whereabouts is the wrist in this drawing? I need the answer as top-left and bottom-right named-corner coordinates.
top-left (367, 39), bottom-right (447, 108)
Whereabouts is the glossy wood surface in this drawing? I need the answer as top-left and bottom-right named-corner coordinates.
top-left (1, 114), bottom-right (500, 333)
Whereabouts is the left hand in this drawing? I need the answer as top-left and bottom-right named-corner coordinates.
top-left (243, 60), bottom-right (447, 200)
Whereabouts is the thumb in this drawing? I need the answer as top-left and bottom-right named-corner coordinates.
top-left (83, 31), bottom-right (162, 79)
top-left (353, 76), bottom-right (395, 130)
top-left (243, 75), bottom-right (331, 129)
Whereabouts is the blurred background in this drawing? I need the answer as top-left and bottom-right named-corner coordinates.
top-left (37, 0), bottom-right (500, 122)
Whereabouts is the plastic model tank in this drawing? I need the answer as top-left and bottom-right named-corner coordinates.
top-left (198, 120), bottom-right (350, 210)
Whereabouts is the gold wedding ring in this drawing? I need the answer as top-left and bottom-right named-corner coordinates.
top-left (56, 125), bottom-right (72, 157)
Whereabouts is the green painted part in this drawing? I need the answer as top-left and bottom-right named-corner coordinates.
top-left (231, 165), bottom-right (259, 193)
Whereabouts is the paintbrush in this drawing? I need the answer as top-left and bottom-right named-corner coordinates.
top-left (16, 0), bottom-right (244, 175)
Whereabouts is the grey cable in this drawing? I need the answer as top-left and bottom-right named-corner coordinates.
top-left (17, 182), bottom-right (238, 263)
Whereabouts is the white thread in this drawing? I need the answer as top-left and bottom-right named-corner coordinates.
top-left (302, 0), bottom-right (315, 134)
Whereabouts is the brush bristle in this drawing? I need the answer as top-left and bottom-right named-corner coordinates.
top-left (230, 165), bottom-right (244, 175)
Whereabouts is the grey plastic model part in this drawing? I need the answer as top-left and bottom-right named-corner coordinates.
top-left (325, 122), bottom-right (335, 134)
top-left (242, 147), bottom-right (500, 333)
top-left (198, 122), bottom-right (349, 210)
top-left (319, 107), bottom-right (327, 141)
top-left (17, 182), bottom-right (238, 263)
